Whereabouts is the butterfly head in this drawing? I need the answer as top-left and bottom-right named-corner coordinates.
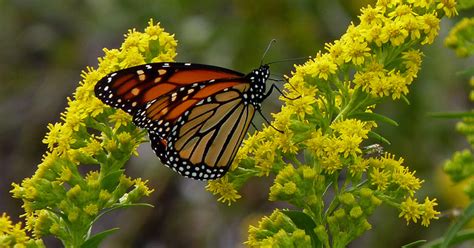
top-left (244, 64), bottom-right (270, 109)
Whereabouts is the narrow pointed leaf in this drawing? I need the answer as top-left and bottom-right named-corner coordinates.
top-left (281, 210), bottom-right (321, 248)
top-left (348, 112), bottom-right (398, 126)
top-left (81, 228), bottom-right (119, 248)
top-left (368, 131), bottom-right (391, 145)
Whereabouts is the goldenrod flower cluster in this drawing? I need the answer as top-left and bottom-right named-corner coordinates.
top-left (246, 210), bottom-right (312, 248)
top-left (9, 20), bottom-right (176, 246)
top-left (206, 1), bottom-right (457, 246)
top-left (443, 3), bottom-right (474, 205)
top-left (0, 213), bottom-right (44, 247)
top-left (445, 17), bottom-right (474, 57)
top-left (444, 77), bottom-right (474, 199)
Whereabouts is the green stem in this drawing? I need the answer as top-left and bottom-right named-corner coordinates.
top-left (334, 87), bottom-right (363, 122)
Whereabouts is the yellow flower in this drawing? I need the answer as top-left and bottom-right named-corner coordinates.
top-left (407, 0), bottom-right (434, 9)
top-left (331, 119), bottom-right (370, 139)
top-left (399, 197), bottom-right (422, 224)
top-left (421, 197), bottom-right (440, 226)
top-left (42, 123), bottom-right (63, 150)
top-left (337, 135), bottom-right (363, 158)
top-left (402, 49), bottom-right (423, 71)
top-left (205, 177), bottom-right (241, 206)
top-left (272, 105), bottom-right (293, 130)
top-left (354, 65), bottom-right (391, 98)
top-left (287, 94), bottom-right (316, 119)
top-left (83, 204), bottom-right (99, 216)
top-left (133, 178), bottom-right (154, 197)
top-left (325, 40), bottom-right (346, 65)
top-left (369, 168), bottom-right (390, 191)
top-left (307, 52), bottom-right (338, 80)
top-left (387, 70), bottom-right (409, 99)
top-left (59, 166), bottom-right (72, 182)
top-left (0, 213), bottom-right (41, 246)
top-left (305, 130), bottom-right (327, 158)
top-left (66, 185), bottom-right (82, 199)
top-left (348, 157), bottom-right (369, 176)
top-left (255, 141), bottom-right (277, 176)
top-left (388, 4), bottom-right (415, 20)
top-left (380, 21), bottom-right (409, 46)
top-left (321, 154), bottom-right (343, 174)
top-left (343, 23), bottom-right (365, 43)
top-left (0, 213), bottom-right (13, 233)
top-left (62, 99), bottom-right (88, 131)
top-left (392, 167), bottom-right (422, 196)
top-left (80, 138), bottom-right (102, 156)
top-left (55, 126), bottom-right (76, 155)
top-left (275, 131), bottom-right (299, 154)
top-left (359, 5), bottom-right (384, 25)
top-left (437, 0), bottom-right (458, 17)
top-left (344, 40), bottom-right (371, 65)
top-left (419, 13), bottom-right (440, 45)
top-left (401, 14), bottom-right (422, 41)
top-left (121, 30), bottom-right (150, 52)
top-left (120, 47), bottom-right (146, 68)
top-left (109, 110), bottom-right (132, 129)
top-left (362, 23), bottom-right (384, 46)
top-left (144, 19), bottom-right (164, 38)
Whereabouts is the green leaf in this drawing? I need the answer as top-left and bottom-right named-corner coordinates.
top-left (347, 112), bottom-right (398, 126)
top-left (402, 240), bottom-right (426, 248)
top-left (281, 210), bottom-right (321, 248)
top-left (428, 112), bottom-right (474, 119)
top-left (440, 201), bottom-right (474, 248)
top-left (91, 203), bottom-right (154, 228)
top-left (421, 229), bottom-right (474, 247)
top-left (401, 95), bottom-right (410, 105)
top-left (303, 149), bottom-right (316, 166)
top-left (146, 39), bottom-right (162, 61)
top-left (368, 131), bottom-right (391, 145)
top-left (81, 228), bottom-right (119, 248)
top-left (101, 170), bottom-right (124, 191)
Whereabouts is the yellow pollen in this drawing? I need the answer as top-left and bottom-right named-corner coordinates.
top-left (158, 69), bottom-right (166, 75)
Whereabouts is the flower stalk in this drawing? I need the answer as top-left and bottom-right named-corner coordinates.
top-left (204, 1), bottom-right (458, 246)
top-left (9, 20), bottom-right (176, 247)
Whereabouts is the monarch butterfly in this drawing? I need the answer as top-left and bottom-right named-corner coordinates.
top-left (94, 62), bottom-right (272, 180)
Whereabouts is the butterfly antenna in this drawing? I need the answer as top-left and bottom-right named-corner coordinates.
top-left (266, 56), bottom-right (312, 65)
top-left (260, 39), bottom-right (277, 66)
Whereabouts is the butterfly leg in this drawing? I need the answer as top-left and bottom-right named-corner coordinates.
top-left (257, 109), bottom-right (283, 133)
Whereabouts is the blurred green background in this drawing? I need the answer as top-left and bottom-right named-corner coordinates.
top-left (0, 0), bottom-right (472, 247)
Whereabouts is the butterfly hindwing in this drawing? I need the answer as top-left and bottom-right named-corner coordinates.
top-left (148, 85), bottom-right (256, 180)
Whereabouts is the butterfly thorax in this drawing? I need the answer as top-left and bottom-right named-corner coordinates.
top-left (244, 64), bottom-right (270, 110)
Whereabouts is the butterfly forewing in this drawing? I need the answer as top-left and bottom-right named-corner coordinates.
top-left (94, 62), bottom-right (270, 180)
